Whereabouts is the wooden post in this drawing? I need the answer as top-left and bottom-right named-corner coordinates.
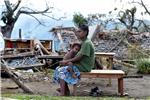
top-left (19, 29), bottom-right (22, 39)
top-left (108, 56), bottom-right (113, 86)
top-left (118, 77), bottom-right (124, 96)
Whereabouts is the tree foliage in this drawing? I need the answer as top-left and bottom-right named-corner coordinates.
top-left (73, 13), bottom-right (88, 27)
top-left (87, 13), bottom-right (117, 30)
top-left (87, 13), bottom-right (106, 25)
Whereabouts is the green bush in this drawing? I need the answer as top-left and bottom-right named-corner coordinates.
top-left (73, 13), bottom-right (88, 27)
top-left (136, 58), bottom-right (150, 74)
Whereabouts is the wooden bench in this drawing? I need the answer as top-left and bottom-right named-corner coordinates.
top-left (80, 70), bottom-right (125, 96)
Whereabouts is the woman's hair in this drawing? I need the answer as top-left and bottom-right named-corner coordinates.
top-left (79, 24), bottom-right (89, 36)
top-left (71, 42), bottom-right (81, 49)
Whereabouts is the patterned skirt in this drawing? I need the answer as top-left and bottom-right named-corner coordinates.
top-left (53, 66), bottom-right (80, 85)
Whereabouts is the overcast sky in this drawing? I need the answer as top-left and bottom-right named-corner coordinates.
top-left (1, 0), bottom-right (150, 20)
top-left (53, 0), bottom-right (150, 20)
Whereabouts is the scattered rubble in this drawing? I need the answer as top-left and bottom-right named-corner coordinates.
top-left (58, 28), bottom-right (150, 59)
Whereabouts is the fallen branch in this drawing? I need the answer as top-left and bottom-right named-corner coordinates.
top-left (1, 63), bottom-right (34, 94)
top-left (114, 59), bottom-right (136, 68)
top-left (123, 39), bottom-right (150, 57)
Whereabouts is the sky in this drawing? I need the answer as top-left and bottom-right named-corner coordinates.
top-left (1, 0), bottom-right (150, 20)
top-left (35, 0), bottom-right (150, 20)
top-left (0, 0), bottom-right (150, 39)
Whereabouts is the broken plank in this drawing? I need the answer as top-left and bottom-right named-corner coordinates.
top-left (14, 63), bottom-right (45, 70)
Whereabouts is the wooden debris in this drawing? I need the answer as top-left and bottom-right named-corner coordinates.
top-left (1, 63), bottom-right (34, 94)
top-left (114, 59), bottom-right (136, 68)
top-left (1, 53), bottom-right (35, 59)
top-left (14, 63), bottom-right (45, 70)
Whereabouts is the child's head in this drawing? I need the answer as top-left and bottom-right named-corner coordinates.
top-left (71, 43), bottom-right (81, 53)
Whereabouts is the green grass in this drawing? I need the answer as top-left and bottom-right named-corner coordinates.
top-left (1, 93), bottom-right (135, 100)
top-left (2, 93), bottom-right (150, 100)
top-left (136, 58), bottom-right (150, 74)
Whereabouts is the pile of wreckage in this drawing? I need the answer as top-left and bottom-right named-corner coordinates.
top-left (0, 38), bottom-right (55, 93)
top-left (0, 25), bottom-right (86, 94)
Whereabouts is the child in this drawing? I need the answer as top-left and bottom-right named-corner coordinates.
top-left (62, 42), bottom-right (81, 78)
top-left (63, 43), bottom-right (81, 60)
top-left (53, 42), bottom-right (81, 96)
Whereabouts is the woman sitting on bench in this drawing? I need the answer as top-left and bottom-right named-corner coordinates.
top-left (53, 24), bottom-right (95, 96)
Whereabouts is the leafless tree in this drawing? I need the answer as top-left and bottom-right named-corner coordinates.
top-left (131, 0), bottom-right (150, 32)
top-left (118, 7), bottom-right (137, 31)
top-left (132, 0), bottom-right (150, 16)
top-left (0, 0), bottom-right (64, 38)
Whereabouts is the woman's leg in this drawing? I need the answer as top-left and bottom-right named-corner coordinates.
top-left (60, 79), bottom-right (66, 96)
top-left (60, 79), bottom-right (70, 96)
top-left (73, 84), bottom-right (77, 96)
top-left (65, 82), bottom-right (70, 96)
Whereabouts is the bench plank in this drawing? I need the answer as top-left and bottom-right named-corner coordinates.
top-left (91, 70), bottom-right (124, 74)
top-left (81, 70), bottom-right (124, 78)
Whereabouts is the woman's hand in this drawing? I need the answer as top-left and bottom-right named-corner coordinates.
top-left (59, 60), bottom-right (69, 66)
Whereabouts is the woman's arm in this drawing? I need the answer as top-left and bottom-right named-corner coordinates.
top-left (60, 54), bottom-right (83, 65)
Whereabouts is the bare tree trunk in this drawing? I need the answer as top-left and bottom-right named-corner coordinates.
top-left (1, 24), bottom-right (14, 38)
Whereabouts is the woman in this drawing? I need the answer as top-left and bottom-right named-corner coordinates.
top-left (53, 24), bottom-right (95, 96)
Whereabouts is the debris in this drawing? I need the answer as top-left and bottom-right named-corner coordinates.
top-left (1, 64), bottom-right (34, 94)
top-left (89, 87), bottom-right (102, 97)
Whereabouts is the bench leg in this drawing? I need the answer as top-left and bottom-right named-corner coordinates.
top-left (118, 78), bottom-right (124, 96)
top-left (107, 78), bottom-right (111, 86)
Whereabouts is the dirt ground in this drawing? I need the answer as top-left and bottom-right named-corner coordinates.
top-left (1, 68), bottom-right (150, 98)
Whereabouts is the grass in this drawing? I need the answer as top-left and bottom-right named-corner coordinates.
top-left (136, 58), bottom-right (150, 74)
top-left (2, 93), bottom-right (150, 100)
top-left (1, 93), bottom-right (137, 100)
